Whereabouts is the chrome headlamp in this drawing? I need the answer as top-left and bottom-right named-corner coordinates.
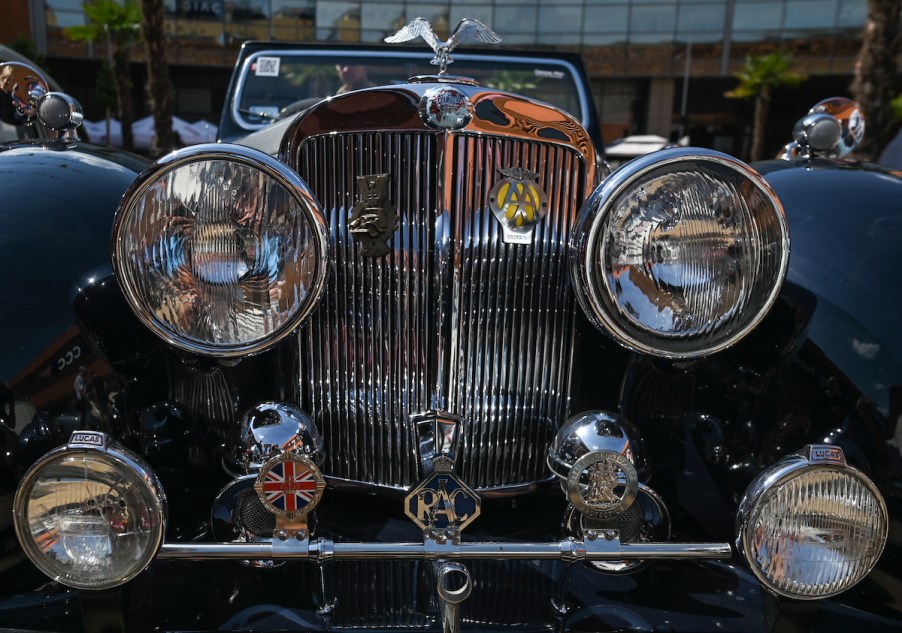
top-left (736, 445), bottom-right (888, 599)
top-left (571, 148), bottom-right (789, 359)
top-left (113, 144), bottom-right (329, 357)
top-left (13, 431), bottom-right (166, 589)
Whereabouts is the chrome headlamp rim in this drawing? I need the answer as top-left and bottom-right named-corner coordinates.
top-left (736, 448), bottom-right (888, 600)
top-left (112, 143), bottom-right (330, 358)
top-left (13, 436), bottom-right (168, 590)
top-left (571, 147), bottom-right (790, 360)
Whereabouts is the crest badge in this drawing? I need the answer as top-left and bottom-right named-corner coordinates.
top-left (488, 167), bottom-right (548, 245)
top-left (349, 173), bottom-right (398, 258)
top-left (254, 452), bottom-right (326, 520)
top-left (566, 451), bottom-right (638, 519)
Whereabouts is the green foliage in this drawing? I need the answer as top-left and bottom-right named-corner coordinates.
top-left (892, 94), bottom-right (902, 121)
top-left (9, 34), bottom-right (44, 66)
top-left (485, 71), bottom-right (539, 94)
top-left (725, 50), bottom-right (806, 99)
top-left (64, 0), bottom-right (142, 47)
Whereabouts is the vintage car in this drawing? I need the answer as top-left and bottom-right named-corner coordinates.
top-left (0, 18), bottom-right (900, 633)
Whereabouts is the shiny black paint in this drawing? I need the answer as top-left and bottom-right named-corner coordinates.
top-left (1, 143), bottom-right (900, 629)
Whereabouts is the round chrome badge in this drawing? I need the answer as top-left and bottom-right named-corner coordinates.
top-left (566, 451), bottom-right (638, 519)
top-left (419, 86), bottom-right (473, 130)
top-left (254, 452), bottom-right (326, 520)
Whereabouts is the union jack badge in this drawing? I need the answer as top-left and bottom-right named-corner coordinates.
top-left (254, 452), bottom-right (326, 519)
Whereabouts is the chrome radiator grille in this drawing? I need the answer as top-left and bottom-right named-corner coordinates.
top-left (295, 131), bottom-right (586, 490)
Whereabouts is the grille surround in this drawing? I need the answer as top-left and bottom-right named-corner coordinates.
top-left (285, 85), bottom-right (596, 492)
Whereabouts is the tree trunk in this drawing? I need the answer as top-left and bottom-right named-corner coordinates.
top-left (141, 0), bottom-right (177, 157)
top-left (750, 86), bottom-right (771, 162)
top-left (851, 0), bottom-right (901, 160)
top-left (112, 47), bottom-right (134, 152)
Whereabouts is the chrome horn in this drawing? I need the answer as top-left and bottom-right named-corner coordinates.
top-left (0, 61), bottom-right (82, 141)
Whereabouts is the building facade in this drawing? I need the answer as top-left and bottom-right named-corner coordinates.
top-left (7, 0), bottom-right (875, 156)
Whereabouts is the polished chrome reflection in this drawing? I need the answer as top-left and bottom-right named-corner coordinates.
top-left (288, 86), bottom-right (596, 491)
top-left (792, 113), bottom-right (841, 155)
top-left (0, 61), bottom-right (48, 123)
top-left (13, 431), bottom-right (166, 589)
top-left (809, 97), bottom-right (864, 157)
top-left (736, 445), bottom-right (888, 599)
top-left (36, 92), bottom-right (83, 133)
top-left (225, 402), bottom-right (324, 475)
top-left (547, 411), bottom-right (648, 482)
top-left (113, 144), bottom-right (329, 357)
top-left (572, 148), bottom-right (790, 359)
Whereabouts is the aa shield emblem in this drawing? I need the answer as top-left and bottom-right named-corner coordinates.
top-left (488, 167), bottom-right (548, 245)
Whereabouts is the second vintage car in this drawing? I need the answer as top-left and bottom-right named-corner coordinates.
top-left (0, 18), bottom-right (900, 633)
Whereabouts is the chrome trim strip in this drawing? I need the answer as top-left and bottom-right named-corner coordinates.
top-left (157, 538), bottom-right (731, 562)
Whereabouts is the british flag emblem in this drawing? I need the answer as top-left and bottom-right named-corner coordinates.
top-left (255, 454), bottom-right (324, 517)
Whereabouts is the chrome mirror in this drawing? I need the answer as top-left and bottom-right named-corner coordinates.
top-left (782, 97), bottom-right (865, 160)
top-left (0, 62), bottom-right (49, 125)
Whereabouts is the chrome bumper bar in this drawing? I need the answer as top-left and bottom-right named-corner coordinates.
top-left (157, 534), bottom-right (732, 563)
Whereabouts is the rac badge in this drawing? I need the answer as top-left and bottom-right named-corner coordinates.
top-left (405, 456), bottom-right (481, 532)
top-left (255, 452), bottom-right (326, 520)
top-left (488, 167), bottom-right (548, 245)
top-left (566, 451), bottom-right (638, 519)
top-left (349, 173), bottom-right (397, 258)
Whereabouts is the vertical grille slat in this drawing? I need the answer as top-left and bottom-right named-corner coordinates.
top-left (296, 131), bottom-right (585, 490)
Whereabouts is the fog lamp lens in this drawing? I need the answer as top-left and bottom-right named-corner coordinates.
top-left (572, 148), bottom-right (789, 358)
top-left (113, 144), bottom-right (329, 357)
top-left (737, 445), bottom-right (887, 599)
top-left (13, 432), bottom-right (166, 589)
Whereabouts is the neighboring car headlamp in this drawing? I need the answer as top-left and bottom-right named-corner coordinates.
top-left (13, 432), bottom-right (166, 589)
top-left (113, 144), bottom-right (329, 357)
top-left (736, 445), bottom-right (887, 599)
top-left (571, 148), bottom-right (789, 359)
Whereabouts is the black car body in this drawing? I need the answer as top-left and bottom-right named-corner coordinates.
top-left (0, 30), bottom-right (900, 633)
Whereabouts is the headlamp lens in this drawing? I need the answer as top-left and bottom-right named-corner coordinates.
top-left (573, 149), bottom-right (789, 358)
top-left (14, 444), bottom-right (166, 589)
top-left (738, 452), bottom-right (887, 599)
top-left (114, 145), bottom-right (328, 356)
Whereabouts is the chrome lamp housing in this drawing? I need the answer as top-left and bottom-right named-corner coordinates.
top-left (112, 143), bottom-right (330, 358)
top-left (571, 147), bottom-right (790, 359)
top-left (13, 431), bottom-right (167, 590)
top-left (736, 445), bottom-right (888, 599)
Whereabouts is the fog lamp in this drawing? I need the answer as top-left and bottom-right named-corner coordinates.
top-left (113, 144), bottom-right (329, 357)
top-left (736, 445), bottom-right (887, 599)
top-left (13, 431), bottom-right (166, 589)
top-left (571, 148), bottom-right (789, 359)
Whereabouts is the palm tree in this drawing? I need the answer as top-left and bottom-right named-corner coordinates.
top-left (851, 0), bottom-right (901, 161)
top-left (140, 0), bottom-right (177, 156)
top-left (726, 51), bottom-right (806, 162)
top-left (65, 0), bottom-right (142, 151)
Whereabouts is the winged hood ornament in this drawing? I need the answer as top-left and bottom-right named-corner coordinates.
top-left (385, 17), bottom-right (502, 75)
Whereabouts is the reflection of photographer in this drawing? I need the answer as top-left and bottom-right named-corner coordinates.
top-left (336, 64), bottom-right (373, 94)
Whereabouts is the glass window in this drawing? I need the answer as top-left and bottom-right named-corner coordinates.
top-left (449, 5), bottom-right (493, 28)
top-left (536, 4), bottom-right (582, 43)
top-left (837, 0), bottom-right (866, 27)
top-left (677, 3), bottom-right (725, 32)
top-left (631, 4), bottom-right (677, 32)
top-left (733, 2), bottom-right (784, 30)
top-left (495, 6), bottom-right (538, 39)
top-left (784, 0), bottom-right (837, 29)
top-left (361, 2), bottom-right (402, 36)
top-left (315, 1), bottom-right (359, 40)
top-left (229, 0), bottom-right (269, 21)
top-left (584, 4), bottom-right (629, 33)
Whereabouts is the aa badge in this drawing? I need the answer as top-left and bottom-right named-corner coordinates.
top-left (255, 452), bottom-right (326, 520)
top-left (488, 167), bottom-right (548, 245)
